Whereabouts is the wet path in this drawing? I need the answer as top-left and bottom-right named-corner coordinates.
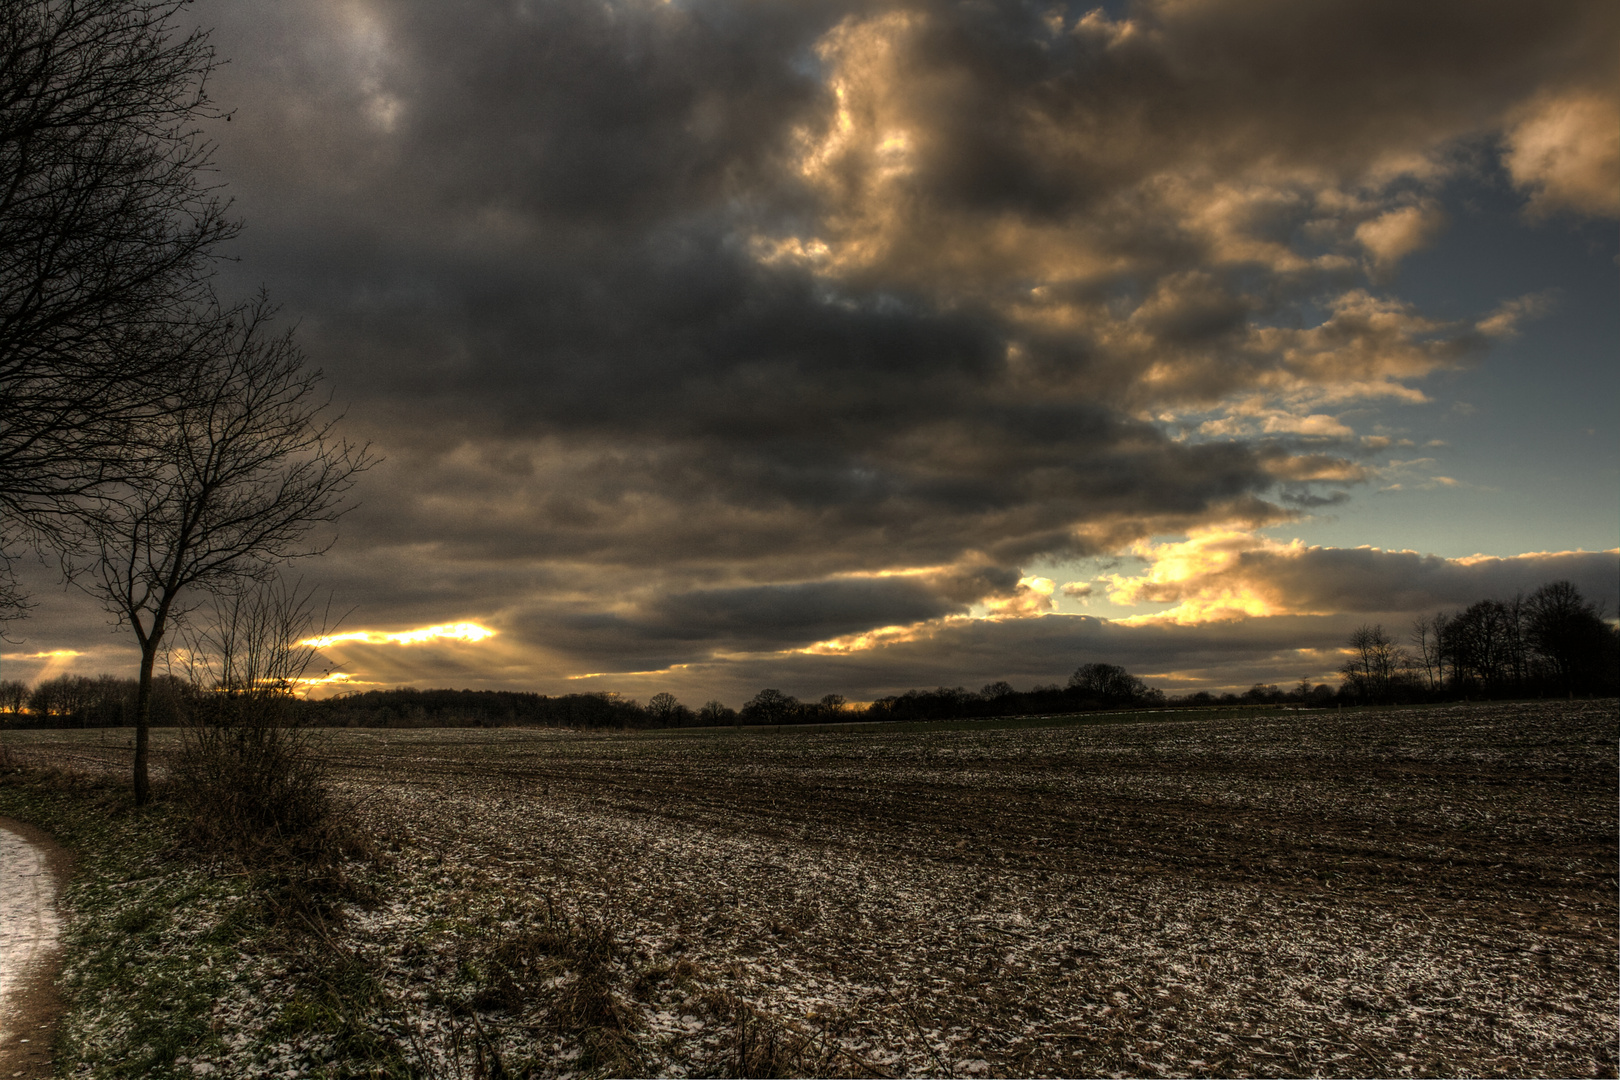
top-left (0, 818), bottom-right (67, 1079)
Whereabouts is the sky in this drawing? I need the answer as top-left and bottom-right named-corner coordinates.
top-left (6, 0), bottom-right (1618, 704)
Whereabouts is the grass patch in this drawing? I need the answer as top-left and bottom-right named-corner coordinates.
top-left (0, 768), bottom-right (411, 1078)
top-left (0, 770), bottom-right (251, 1078)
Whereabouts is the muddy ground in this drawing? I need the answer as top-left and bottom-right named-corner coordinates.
top-left (6, 700), bottom-right (1617, 1077)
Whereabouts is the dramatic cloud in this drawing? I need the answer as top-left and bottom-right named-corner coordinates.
top-left (1105, 532), bottom-right (1620, 626)
top-left (9, 0), bottom-right (1615, 699)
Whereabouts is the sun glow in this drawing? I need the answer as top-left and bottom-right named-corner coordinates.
top-left (299, 622), bottom-right (496, 649)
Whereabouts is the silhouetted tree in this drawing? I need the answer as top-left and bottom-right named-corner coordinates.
top-left (1524, 580), bottom-right (1613, 695)
top-left (817, 693), bottom-right (846, 721)
top-left (1069, 663), bottom-right (1151, 703)
top-left (1243, 683), bottom-right (1283, 704)
top-left (28, 672), bottom-right (94, 720)
top-left (698, 699), bottom-right (736, 726)
top-left (1410, 613), bottom-right (1449, 691)
top-left (647, 691), bottom-right (681, 725)
top-left (74, 299), bottom-right (368, 804)
top-left (741, 688), bottom-right (799, 726)
top-left (1444, 601), bottom-right (1521, 693)
top-left (1340, 624), bottom-right (1413, 703)
top-left (1, 0), bottom-right (235, 616)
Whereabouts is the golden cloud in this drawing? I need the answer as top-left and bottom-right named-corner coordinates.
top-left (1106, 530), bottom-right (1620, 626)
top-left (795, 619), bottom-right (953, 656)
top-left (300, 622), bottom-right (496, 648)
top-left (1354, 202), bottom-right (1446, 272)
top-left (1504, 89), bottom-right (1620, 219)
top-left (1105, 529), bottom-right (1300, 625)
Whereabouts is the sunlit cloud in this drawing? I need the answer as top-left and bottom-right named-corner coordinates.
top-left (794, 618), bottom-right (960, 656)
top-left (566, 663), bottom-right (698, 682)
top-left (300, 622), bottom-right (496, 648)
top-left (796, 576), bottom-right (1061, 656)
top-left (1355, 201), bottom-right (1446, 273)
top-left (1, 649), bottom-right (83, 660)
top-left (1104, 529), bottom-right (1297, 626)
top-left (1504, 88), bottom-right (1620, 219)
top-left (1105, 531), bottom-right (1620, 627)
top-left (290, 672), bottom-right (371, 690)
top-left (26, 0), bottom-right (1596, 706)
top-left (1476, 292), bottom-right (1556, 338)
top-left (978, 577), bottom-right (1057, 618)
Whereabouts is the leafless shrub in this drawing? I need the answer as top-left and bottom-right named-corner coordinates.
top-left (168, 579), bottom-right (370, 915)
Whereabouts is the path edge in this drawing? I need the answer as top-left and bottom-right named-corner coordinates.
top-left (0, 814), bottom-right (75, 1079)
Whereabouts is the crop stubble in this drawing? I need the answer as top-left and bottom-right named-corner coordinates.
top-left (317, 701), bottom-right (1615, 1077)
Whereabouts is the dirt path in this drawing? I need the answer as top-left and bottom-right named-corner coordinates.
top-left (0, 817), bottom-right (70, 1079)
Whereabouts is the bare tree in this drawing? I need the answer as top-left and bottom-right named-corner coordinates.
top-left (647, 691), bottom-right (681, 726)
top-left (171, 577), bottom-right (360, 875)
top-left (1341, 624), bottom-right (1411, 702)
top-left (1069, 663), bottom-right (1151, 702)
top-left (1410, 613), bottom-right (1449, 691)
top-left (698, 699), bottom-right (735, 726)
top-left (0, 0), bottom-right (234, 616)
top-left (1444, 600), bottom-right (1521, 692)
top-left (741, 688), bottom-right (798, 726)
top-left (1524, 580), bottom-right (1612, 695)
top-left (74, 298), bottom-right (369, 804)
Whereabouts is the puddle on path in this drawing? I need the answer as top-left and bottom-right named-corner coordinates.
top-left (0, 818), bottom-right (66, 1079)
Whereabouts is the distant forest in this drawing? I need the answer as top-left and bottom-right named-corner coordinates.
top-left (4, 579), bottom-right (1614, 730)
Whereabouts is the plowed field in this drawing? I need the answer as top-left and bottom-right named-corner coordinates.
top-left (10, 700), bottom-right (1617, 1077)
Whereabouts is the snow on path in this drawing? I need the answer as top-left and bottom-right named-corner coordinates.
top-left (0, 821), bottom-right (62, 1040)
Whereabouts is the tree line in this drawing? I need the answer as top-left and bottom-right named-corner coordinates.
top-left (1341, 579), bottom-right (1618, 704)
top-left (6, 584), bottom-right (1612, 731)
top-left (0, 673), bottom-right (177, 727)
top-left (1, 662), bottom-right (1170, 729)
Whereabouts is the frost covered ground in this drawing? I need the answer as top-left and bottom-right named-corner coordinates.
top-left (6, 700), bottom-right (1617, 1078)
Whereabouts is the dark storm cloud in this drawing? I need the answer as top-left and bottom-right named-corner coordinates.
top-left (522, 575), bottom-right (966, 660)
top-left (66, 0), bottom-right (1606, 696)
top-left (810, 0), bottom-right (1612, 219)
top-left (1244, 547), bottom-right (1620, 615)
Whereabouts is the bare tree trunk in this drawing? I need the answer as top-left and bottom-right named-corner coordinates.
top-left (134, 636), bottom-right (160, 806)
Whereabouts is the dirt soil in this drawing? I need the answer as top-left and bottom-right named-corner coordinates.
top-left (7, 700), bottom-right (1617, 1077)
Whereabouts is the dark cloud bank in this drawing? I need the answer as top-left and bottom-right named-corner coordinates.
top-left (20, 0), bottom-right (1615, 698)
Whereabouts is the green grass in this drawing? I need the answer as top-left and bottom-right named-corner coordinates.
top-left (0, 770), bottom-right (413, 1078)
top-left (0, 771), bottom-right (253, 1078)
